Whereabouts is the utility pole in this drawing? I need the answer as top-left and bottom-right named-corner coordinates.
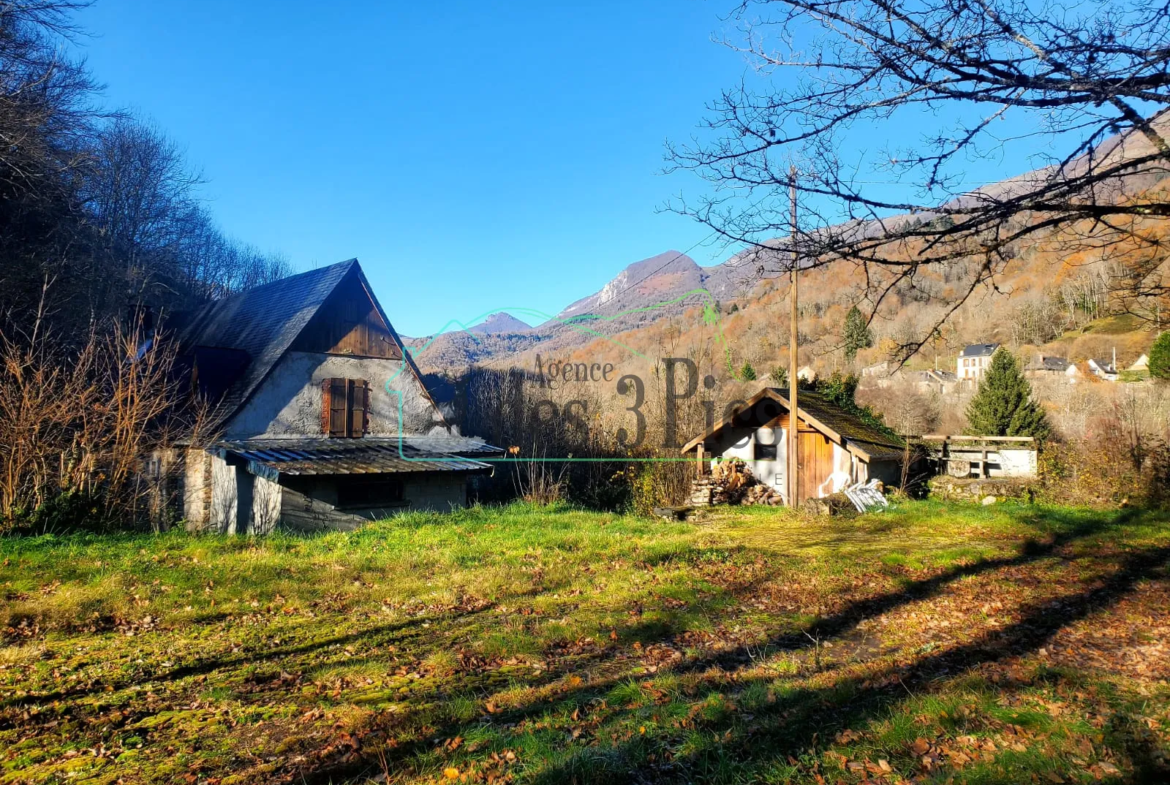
top-left (788, 166), bottom-right (800, 510)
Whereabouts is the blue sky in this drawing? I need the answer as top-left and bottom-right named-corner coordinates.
top-left (77, 0), bottom-right (756, 335)
top-left (76, 1), bottom-right (1052, 336)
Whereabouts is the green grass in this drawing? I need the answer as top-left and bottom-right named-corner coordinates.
top-left (1076, 314), bottom-right (1147, 335)
top-left (2, 500), bottom-right (1168, 784)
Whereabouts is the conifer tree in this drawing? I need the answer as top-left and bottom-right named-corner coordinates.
top-left (842, 306), bottom-right (873, 361)
top-left (739, 361), bottom-right (757, 381)
top-left (1150, 331), bottom-right (1170, 380)
top-left (965, 350), bottom-right (1049, 439)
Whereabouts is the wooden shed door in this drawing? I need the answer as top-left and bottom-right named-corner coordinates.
top-left (798, 428), bottom-right (835, 501)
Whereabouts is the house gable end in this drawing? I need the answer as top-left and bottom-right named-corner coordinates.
top-left (220, 261), bottom-right (449, 439)
top-left (290, 268), bottom-right (403, 360)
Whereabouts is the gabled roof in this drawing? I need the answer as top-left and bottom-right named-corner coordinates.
top-left (960, 343), bottom-right (999, 358)
top-left (166, 259), bottom-right (435, 429)
top-left (681, 387), bottom-right (905, 462)
top-left (1028, 355), bottom-right (1071, 372)
top-left (168, 260), bottom-right (357, 425)
top-left (1089, 358), bottom-right (1118, 374)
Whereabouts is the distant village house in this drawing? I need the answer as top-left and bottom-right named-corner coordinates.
top-left (1088, 357), bottom-right (1119, 382)
top-left (957, 343), bottom-right (1000, 381)
top-left (1025, 355), bottom-right (1079, 383)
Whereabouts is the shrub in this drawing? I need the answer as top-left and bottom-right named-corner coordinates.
top-left (629, 461), bottom-right (691, 517)
top-left (1037, 438), bottom-right (1170, 507)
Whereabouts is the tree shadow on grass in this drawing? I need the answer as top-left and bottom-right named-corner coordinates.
top-left (520, 542), bottom-right (1169, 784)
top-left (5, 506), bottom-right (1164, 783)
top-left (0, 603), bottom-right (498, 710)
top-left (289, 506), bottom-right (1169, 784)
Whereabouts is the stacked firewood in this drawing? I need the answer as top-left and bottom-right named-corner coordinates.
top-left (742, 484), bottom-right (785, 506)
top-left (689, 459), bottom-right (784, 507)
top-left (688, 476), bottom-right (727, 506)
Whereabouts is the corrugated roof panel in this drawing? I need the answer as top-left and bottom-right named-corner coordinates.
top-left (217, 436), bottom-right (497, 477)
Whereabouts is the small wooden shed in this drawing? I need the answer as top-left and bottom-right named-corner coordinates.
top-left (681, 387), bottom-right (906, 505)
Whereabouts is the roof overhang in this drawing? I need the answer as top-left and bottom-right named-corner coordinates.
top-left (680, 387), bottom-right (905, 463)
top-left (211, 436), bottom-right (501, 479)
top-left (680, 387), bottom-right (845, 454)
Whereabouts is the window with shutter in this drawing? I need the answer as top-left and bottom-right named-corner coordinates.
top-left (322, 377), bottom-right (370, 438)
top-left (349, 380), bottom-right (368, 437)
top-left (321, 379), bottom-right (332, 434)
top-left (328, 378), bottom-right (348, 437)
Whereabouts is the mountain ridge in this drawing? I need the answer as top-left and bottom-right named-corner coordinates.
top-left (407, 115), bottom-right (1170, 374)
top-left (468, 312), bottom-right (532, 335)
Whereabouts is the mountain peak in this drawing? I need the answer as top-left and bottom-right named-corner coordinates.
top-left (556, 251), bottom-right (703, 320)
top-left (467, 312), bottom-right (532, 334)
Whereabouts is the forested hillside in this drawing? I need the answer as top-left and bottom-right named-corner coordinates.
top-left (0, 2), bottom-right (289, 529)
top-left (407, 116), bottom-right (1170, 384)
top-left (0, 2), bottom-right (288, 347)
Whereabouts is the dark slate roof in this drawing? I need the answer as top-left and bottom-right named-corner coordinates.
top-left (216, 436), bottom-right (500, 477)
top-left (167, 260), bottom-right (358, 425)
top-left (682, 388), bottom-right (905, 463)
top-left (1090, 358), bottom-right (1117, 373)
top-left (960, 343), bottom-right (999, 358)
top-left (1030, 356), bottom-right (1071, 372)
top-left (908, 370), bottom-right (956, 383)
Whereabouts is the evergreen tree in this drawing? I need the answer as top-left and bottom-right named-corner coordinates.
top-left (842, 306), bottom-right (873, 361)
top-left (1150, 331), bottom-right (1170, 380)
top-left (965, 350), bottom-right (1049, 439)
top-left (740, 361), bottom-right (757, 381)
top-left (770, 365), bottom-right (788, 386)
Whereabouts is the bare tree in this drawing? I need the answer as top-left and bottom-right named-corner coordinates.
top-left (669, 0), bottom-right (1170, 358)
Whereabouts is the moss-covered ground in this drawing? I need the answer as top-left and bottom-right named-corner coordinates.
top-left (2, 500), bottom-right (1168, 783)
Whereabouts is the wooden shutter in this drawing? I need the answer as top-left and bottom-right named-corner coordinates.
top-left (349, 380), bottom-right (368, 437)
top-left (321, 379), bottom-right (331, 434)
top-left (328, 378), bottom-right (348, 437)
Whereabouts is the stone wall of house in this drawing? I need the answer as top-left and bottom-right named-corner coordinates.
top-left (208, 453), bottom-right (239, 534)
top-left (223, 351), bottom-right (444, 440)
top-left (182, 448), bottom-right (213, 532)
top-left (278, 474), bottom-right (468, 532)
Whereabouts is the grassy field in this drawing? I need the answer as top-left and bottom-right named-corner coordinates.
top-left (1, 501), bottom-right (1168, 784)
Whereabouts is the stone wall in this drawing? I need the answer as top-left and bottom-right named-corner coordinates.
top-left (278, 474), bottom-right (468, 532)
top-left (928, 476), bottom-right (1037, 503)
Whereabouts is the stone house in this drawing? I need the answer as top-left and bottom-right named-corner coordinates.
top-left (1025, 355), bottom-right (1080, 383)
top-left (160, 259), bottom-right (499, 534)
